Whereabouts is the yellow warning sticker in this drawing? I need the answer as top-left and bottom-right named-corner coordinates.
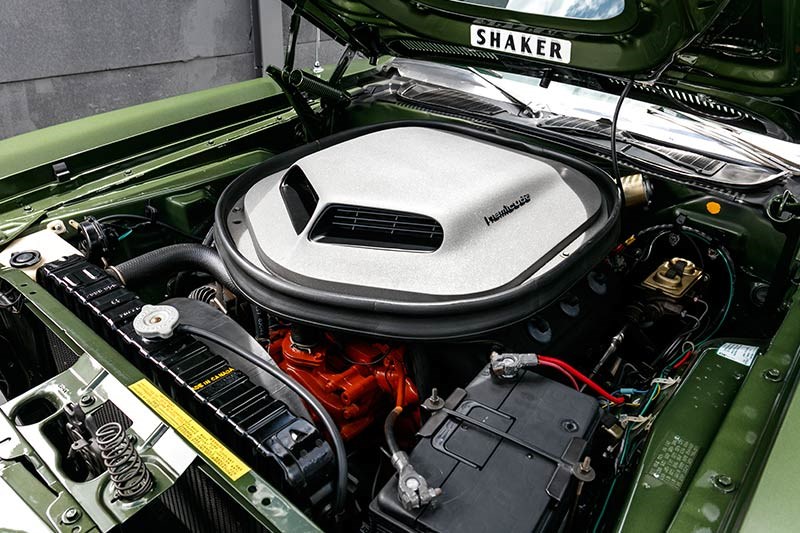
top-left (129, 378), bottom-right (250, 481)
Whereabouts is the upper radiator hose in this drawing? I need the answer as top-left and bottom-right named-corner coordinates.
top-left (109, 243), bottom-right (236, 292)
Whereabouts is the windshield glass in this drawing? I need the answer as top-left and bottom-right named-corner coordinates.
top-left (389, 59), bottom-right (800, 170)
top-left (449, 0), bottom-right (625, 20)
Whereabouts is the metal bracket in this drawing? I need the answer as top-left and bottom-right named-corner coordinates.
top-left (330, 46), bottom-right (357, 87)
top-left (284, 3), bottom-right (304, 72)
top-left (64, 402), bottom-right (105, 477)
top-left (52, 162), bottom-right (71, 183)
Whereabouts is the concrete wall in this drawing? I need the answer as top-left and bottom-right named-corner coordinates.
top-left (0, 0), bottom-right (261, 139)
top-left (0, 1), bottom-right (346, 140)
top-left (280, 4), bottom-right (344, 75)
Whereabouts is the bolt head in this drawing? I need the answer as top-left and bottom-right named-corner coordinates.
top-left (713, 474), bottom-right (736, 493)
top-left (79, 394), bottom-right (95, 407)
top-left (405, 477), bottom-right (420, 490)
top-left (61, 507), bottom-right (81, 524)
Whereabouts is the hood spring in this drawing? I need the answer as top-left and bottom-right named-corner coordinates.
top-left (95, 422), bottom-right (154, 501)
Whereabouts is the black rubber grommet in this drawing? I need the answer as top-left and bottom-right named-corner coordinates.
top-left (9, 250), bottom-right (42, 268)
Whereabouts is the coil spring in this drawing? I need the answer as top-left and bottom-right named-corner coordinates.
top-left (188, 285), bottom-right (217, 305)
top-left (289, 69), bottom-right (351, 104)
top-left (95, 422), bottom-right (153, 501)
top-left (189, 285), bottom-right (226, 312)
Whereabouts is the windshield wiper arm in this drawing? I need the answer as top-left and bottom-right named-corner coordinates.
top-left (647, 106), bottom-right (800, 175)
top-left (466, 67), bottom-right (537, 118)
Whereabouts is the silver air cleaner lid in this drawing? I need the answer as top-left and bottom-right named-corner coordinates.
top-left (216, 124), bottom-right (620, 339)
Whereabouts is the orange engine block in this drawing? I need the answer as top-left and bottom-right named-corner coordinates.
top-left (268, 328), bottom-right (419, 441)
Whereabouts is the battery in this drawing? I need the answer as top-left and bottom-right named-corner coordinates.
top-left (370, 365), bottom-right (599, 533)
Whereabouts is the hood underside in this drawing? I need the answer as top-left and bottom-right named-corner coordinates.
top-left (285, 0), bottom-right (800, 139)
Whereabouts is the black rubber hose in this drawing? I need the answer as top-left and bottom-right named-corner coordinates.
top-left (383, 406), bottom-right (403, 457)
top-left (110, 243), bottom-right (236, 292)
top-left (176, 324), bottom-right (348, 518)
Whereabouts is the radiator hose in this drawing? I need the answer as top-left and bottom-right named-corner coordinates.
top-left (108, 243), bottom-right (236, 292)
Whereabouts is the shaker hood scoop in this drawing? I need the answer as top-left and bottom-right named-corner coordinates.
top-left (216, 123), bottom-right (621, 339)
top-left (283, 0), bottom-right (800, 139)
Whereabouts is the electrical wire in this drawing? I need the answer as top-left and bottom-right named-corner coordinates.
top-left (538, 360), bottom-right (579, 390)
top-left (592, 477), bottom-right (618, 533)
top-left (593, 243), bottom-right (727, 531)
top-left (643, 385), bottom-right (661, 410)
top-left (538, 356), bottom-right (625, 404)
top-left (370, 451), bottom-right (384, 499)
top-left (97, 214), bottom-right (202, 242)
top-left (610, 78), bottom-right (635, 193)
top-left (595, 388), bottom-right (674, 530)
top-left (671, 349), bottom-right (694, 369)
top-left (684, 233), bottom-right (707, 270)
top-left (615, 362), bottom-right (645, 390)
top-left (175, 324), bottom-right (348, 518)
top-left (640, 230), bottom-right (671, 263)
top-left (600, 335), bottom-right (707, 530)
top-left (699, 249), bottom-right (735, 341)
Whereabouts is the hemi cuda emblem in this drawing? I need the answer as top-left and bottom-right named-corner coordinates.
top-left (484, 193), bottom-right (532, 226)
top-left (470, 25), bottom-right (572, 64)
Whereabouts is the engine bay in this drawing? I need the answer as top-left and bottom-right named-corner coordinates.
top-left (0, 110), bottom-right (792, 533)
